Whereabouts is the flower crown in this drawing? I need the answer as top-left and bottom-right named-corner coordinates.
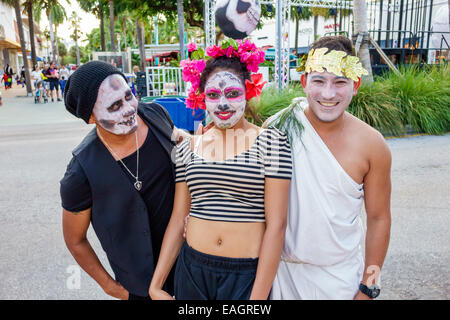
top-left (181, 38), bottom-right (267, 112)
top-left (296, 48), bottom-right (369, 81)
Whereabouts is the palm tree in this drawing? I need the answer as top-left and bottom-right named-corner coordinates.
top-left (177, 0), bottom-right (185, 60)
top-left (291, 6), bottom-right (312, 55)
top-left (136, 18), bottom-right (146, 70)
top-left (77, 0), bottom-right (107, 51)
top-left (69, 11), bottom-right (81, 65)
top-left (310, 7), bottom-right (330, 40)
top-left (0, 0), bottom-right (33, 94)
top-left (36, 0), bottom-right (66, 63)
top-left (12, 0), bottom-right (33, 95)
top-left (109, 0), bottom-right (116, 51)
top-left (352, 0), bottom-right (373, 82)
top-left (113, 0), bottom-right (149, 70)
top-left (24, 0), bottom-right (38, 68)
top-left (51, 5), bottom-right (68, 63)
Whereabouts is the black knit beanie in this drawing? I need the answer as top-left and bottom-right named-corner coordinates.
top-left (64, 61), bottom-right (128, 124)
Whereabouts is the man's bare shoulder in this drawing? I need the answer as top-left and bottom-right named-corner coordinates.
top-left (346, 112), bottom-right (391, 162)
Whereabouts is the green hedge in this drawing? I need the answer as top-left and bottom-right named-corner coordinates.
top-left (379, 64), bottom-right (450, 135)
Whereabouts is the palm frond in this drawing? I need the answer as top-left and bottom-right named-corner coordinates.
top-left (265, 97), bottom-right (306, 145)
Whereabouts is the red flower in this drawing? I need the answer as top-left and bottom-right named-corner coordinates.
top-left (186, 88), bottom-right (206, 114)
top-left (245, 73), bottom-right (267, 100)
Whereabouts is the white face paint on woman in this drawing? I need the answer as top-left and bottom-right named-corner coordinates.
top-left (92, 74), bottom-right (138, 135)
top-left (204, 70), bottom-right (246, 129)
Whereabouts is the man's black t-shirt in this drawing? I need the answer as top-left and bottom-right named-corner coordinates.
top-left (44, 68), bottom-right (58, 82)
top-left (60, 121), bottom-right (175, 267)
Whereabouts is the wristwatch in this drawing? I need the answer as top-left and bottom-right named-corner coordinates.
top-left (359, 282), bottom-right (381, 299)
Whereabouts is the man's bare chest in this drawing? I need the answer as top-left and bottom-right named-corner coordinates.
top-left (321, 137), bottom-right (369, 185)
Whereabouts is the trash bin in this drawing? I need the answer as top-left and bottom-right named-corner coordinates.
top-left (142, 96), bottom-right (205, 132)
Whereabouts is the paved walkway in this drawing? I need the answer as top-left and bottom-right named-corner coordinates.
top-left (0, 85), bottom-right (77, 127)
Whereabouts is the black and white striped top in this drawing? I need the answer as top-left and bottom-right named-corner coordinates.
top-left (175, 127), bottom-right (292, 223)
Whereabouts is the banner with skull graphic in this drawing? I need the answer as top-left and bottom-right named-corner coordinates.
top-left (215, 0), bottom-right (262, 39)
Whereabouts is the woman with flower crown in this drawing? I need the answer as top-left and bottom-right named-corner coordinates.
top-left (149, 39), bottom-right (292, 300)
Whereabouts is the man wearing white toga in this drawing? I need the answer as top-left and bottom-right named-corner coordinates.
top-left (267, 36), bottom-right (392, 300)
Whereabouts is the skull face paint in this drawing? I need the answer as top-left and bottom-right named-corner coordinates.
top-left (204, 70), bottom-right (246, 129)
top-left (92, 74), bottom-right (138, 135)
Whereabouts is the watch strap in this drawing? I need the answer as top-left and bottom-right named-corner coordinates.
top-left (359, 283), bottom-right (380, 298)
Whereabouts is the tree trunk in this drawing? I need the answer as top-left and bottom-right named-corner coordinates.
top-left (109, 0), bottom-right (116, 52)
top-left (14, 0), bottom-right (33, 95)
top-left (75, 27), bottom-right (80, 66)
top-left (55, 25), bottom-right (60, 64)
top-left (177, 0), bottom-right (185, 60)
top-left (313, 15), bottom-right (318, 40)
top-left (136, 18), bottom-right (146, 71)
top-left (26, 0), bottom-right (37, 68)
top-left (295, 16), bottom-right (299, 57)
top-left (48, 13), bottom-right (57, 62)
top-left (352, 0), bottom-right (373, 82)
top-left (100, 6), bottom-right (106, 51)
top-left (122, 16), bottom-right (127, 49)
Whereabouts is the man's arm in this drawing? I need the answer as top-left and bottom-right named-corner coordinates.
top-left (62, 208), bottom-right (128, 300)
top-left (355, 133), bottom-right (392, 299)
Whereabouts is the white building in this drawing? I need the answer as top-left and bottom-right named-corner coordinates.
top-left (0, 2), bottom-right (44, 75)
top-left (249, 14), bottom-right (342, 53)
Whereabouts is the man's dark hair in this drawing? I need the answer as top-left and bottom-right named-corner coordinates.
top-left (309, 35), bottom-right (354, 56)
top-left (199, 56), bottom-right (250, 93)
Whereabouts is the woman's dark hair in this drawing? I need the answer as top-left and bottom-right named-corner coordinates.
top-left (199, 56), bottom-right (250, 93)
top-left (309, 35), bottom-right (354, 56)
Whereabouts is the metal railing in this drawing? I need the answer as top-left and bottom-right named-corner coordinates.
top-left (415, 31), bottom-right (450, 50)
top-left (368, 30), bottom-right (416, 49)
top-left (368, 30), bottom-right (450, 51)
top-left (441, 35), bottom-right (450, 51)
top-left (323, 31), bottom-right (349, 37)
top-left (145, 67), bottom-right (187, 97)
top-left (367, 30), bottom-right (450, 66)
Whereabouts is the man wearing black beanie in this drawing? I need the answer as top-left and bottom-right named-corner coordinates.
top-left (60, 61), bottom-right (187, 299)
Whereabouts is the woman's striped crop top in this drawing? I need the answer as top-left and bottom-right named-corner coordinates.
top-left (175, 127), bottom-right (292, 223)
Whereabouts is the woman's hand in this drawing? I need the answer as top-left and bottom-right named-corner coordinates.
top-left (149, 286), bottom-right (175, 300)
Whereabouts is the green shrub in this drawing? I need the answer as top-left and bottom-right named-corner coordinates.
top-left (249, 64), bottom-right (450, 136)
top-left (382, 64), bottom-right (450, 135)
top-left (250, 83), bottom-right (304, 126)
top-left (348, 81), bottom-right (405, 136)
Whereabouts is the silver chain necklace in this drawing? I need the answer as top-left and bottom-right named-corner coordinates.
top-left (98, 130), bottom-right (142, 191)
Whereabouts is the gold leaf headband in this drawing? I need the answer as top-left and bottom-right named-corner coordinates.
top-left (297, 48), bottom-right (369, 81)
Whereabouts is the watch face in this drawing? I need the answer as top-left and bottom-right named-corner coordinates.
top-left (370, 286), bottom-right (381, 298)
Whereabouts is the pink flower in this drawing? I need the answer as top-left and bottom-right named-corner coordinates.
top-left (206, 45), bottom-right (224, 58)
top-left (186, 42), bottom-right (197, 52)
top-left (180, 59), bottom-right (205, 88)
top-left (195, 59), bottom-right (206, 72)
top-left (240, 50), bottom-right (265, 73)
top-left (238, 39), bottom-right (257, 55)
top-left (225, 46), bottom-right (238, 58)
